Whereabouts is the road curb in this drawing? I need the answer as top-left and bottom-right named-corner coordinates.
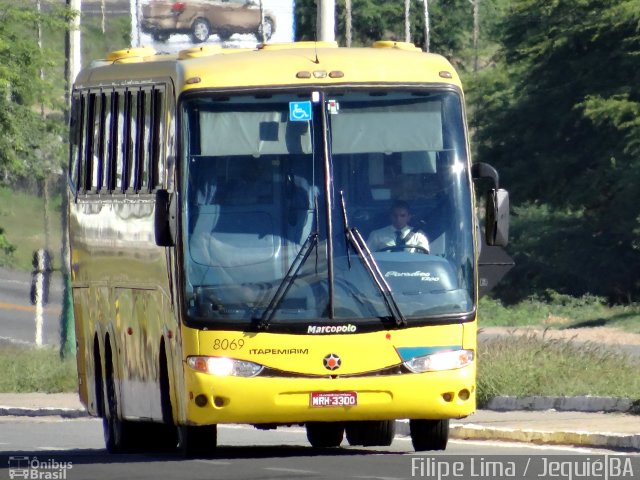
top-left (0, 406), bottom-right (88, 419)
top-left (395, 420), bottom-right (640, 451)
top-left (450, 424), bottom-right (640, 451)
top-left (486, 395), bottom-right (636, 413)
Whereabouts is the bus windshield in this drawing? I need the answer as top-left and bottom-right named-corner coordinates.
top-left (181, 90), bottom-right (475, 328)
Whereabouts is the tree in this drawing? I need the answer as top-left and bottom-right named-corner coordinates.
top-left (295, 0), bottom-right (474, 70)
top-left (469, 0), bottom-right (640, 301)
top-left (0, 1), bottom-right (70, 186)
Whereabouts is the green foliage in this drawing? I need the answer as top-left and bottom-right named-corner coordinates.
top-left (0, 186), bottom-right (62, 271)
top-left (81, 14), bottom-right (132, 66)
top-left (0, 1), bottom-right (72, 184)
top-left (295, 1), bottom-right (476, 70)
top-left (0, 344), bottom-right (77, 393)
top-left (477, 333), bottom-right (640, 406)
top-left (0, 226), bottom-right (16, 266)
top-left (470, 0), bottom-right (640, 301)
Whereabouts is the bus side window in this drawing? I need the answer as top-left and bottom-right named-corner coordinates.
top-left (125, 89), bottom-right (137, 192)
top-left (83, 93), bottom-right (97, 193)
top-left (89, 93), bottom-right (103, 192)
top-left (115, 91), bottom-right (126, 192)
top-left (139, 89), bottom-right (150, 192)
top-left (68, 95), bottom-right (83, 192)
top-left (149, 87), bottom-right (165, 190)
top-left (129, 88), bottom-right (147, 192)
top-left (77, 93), bottom-right (89, 194)
top-left (104, 91), bottom-right (119, 193)
top-left (100, 92), bottom-right (112, 194)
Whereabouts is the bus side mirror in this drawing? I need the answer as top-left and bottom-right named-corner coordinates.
top-left (155, 189), bottom-right (177, 247)
top-left (485, 188), bottom-right (509, 247)
top-left (471, 162), bottom-right (509, 247)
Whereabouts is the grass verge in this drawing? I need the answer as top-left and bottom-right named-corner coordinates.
top-left (0, 187), bottom-right (63, 271)
top-left (479, 293), bottom-right (640, 334)
top-left (0, 344), bottom-right (77, 393)
top-left (477, 332), bottom-right (640, 407)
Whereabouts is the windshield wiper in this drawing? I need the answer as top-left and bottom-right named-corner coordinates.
top-left (339, 192), bottom-right (407, 327)
top-left (255, 232), bottom-right (318, 330)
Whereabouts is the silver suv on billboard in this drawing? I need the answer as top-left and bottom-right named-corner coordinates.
top-left (141, 0), bottom-right (276, 43)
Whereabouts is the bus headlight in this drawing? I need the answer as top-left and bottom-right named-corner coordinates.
top-left (187, 356), bottom-right (264, 377)
top-left (403, 349), bottom-right (474, 373)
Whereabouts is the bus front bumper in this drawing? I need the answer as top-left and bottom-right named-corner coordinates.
top-left (182, 364), bottom-right (475, 425)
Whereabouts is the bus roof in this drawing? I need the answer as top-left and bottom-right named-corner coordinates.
top-left (74, 41), bottom-right (462, 92)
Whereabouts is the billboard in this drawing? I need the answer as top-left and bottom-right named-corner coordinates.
top-left (136, 0), bottom-right (295, 52)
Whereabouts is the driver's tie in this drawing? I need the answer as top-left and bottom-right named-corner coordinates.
top-left (395, 230), bottom-right (405, 247)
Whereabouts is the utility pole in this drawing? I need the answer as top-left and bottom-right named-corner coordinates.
top-left (472, 0), bottom-right (480, 72)
top-left (101, 0), bottom-right (106, 34)
top-left (65, 0), bottom-right (81, 103)
top-left (345, 0), bottom-right (352, 47)
top-left (37, 0), bottom-right (50, 255)
top-left (317, 0), bottom-right (335, 42)
top-left (131, 0), bottom-right (141, 47)
top-left (62, 0), bottom-right (81, 358)
top-left (259, 0), bottom-right (265, 43)
top-left (404, 0), bottom-right (411, 43)
top-left (422, 0), bottom-right (430, 52)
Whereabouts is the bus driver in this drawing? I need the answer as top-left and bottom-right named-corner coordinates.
top-left (367, 200), bottom-right (430, 253)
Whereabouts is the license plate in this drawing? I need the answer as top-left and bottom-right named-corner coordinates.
top-left (310, 391), bottom-right (358, 407)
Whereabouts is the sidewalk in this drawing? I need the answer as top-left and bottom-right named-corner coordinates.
top-left (1, 393), bottom-right (639, 451)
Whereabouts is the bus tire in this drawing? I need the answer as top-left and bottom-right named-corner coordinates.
top-left (190, 18), bottom-right (211, 43)
top-left (409, 419), bottom-right (449, 451)
top-left (306, 422), bottom-right (344, 448)
top-left (153, 341), bottom-right (178, 451)
top-left (103, 374), bottom-right (136, 453)
top-left (93, 336), bottom-right (104, 417)
top-left (133, 422), bottom-right (178, 452)
top-left (102, 339), bottom-right (136, 453)
top-left (178, 425), bottom-right (218, 458)
top-left (345, 420), bottom-right (396, 446)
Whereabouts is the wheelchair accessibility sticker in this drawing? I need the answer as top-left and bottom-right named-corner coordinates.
top-left (289, 101), bottom-right (312, 121)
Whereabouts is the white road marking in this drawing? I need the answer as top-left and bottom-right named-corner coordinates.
top-left (264, 467), bottom-right (318, 474)
top-left (195, 460), bottom-right (232, 466)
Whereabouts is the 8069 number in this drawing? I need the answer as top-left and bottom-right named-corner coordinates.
top-left (213, 338), bottom-right (245, 350)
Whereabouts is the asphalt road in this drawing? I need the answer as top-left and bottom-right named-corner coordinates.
top-left (0, 267), bottom-right (63, 347)
top-left (0, 418), bottom-right (615, 480)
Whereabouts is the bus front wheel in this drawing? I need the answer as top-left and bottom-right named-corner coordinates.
top-left (178, 425), bottom-right (218, 458)
top-left (306, 422), bottom-right (344, 448)
top-left (345, 420), bottom-right (396, 446)
top-left (409, 419), bottom-right (449, 451)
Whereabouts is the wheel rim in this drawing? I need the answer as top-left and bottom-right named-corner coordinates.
top-left (193, 21), bottom-right (209, 42)
top-left (262, 20), bottom-right (273, 40)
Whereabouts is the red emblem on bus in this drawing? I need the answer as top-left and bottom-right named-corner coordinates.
top-left (323, 353), bottom-right (341, 371)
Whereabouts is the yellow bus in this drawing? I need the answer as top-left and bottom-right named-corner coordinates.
top-left (68, 41), bottom-right (509, 456)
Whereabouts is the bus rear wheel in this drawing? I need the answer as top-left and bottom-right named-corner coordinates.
top-left (409, 419), bottom-right (449, 451)
top-left (103, 342), bottom-right (136, 453)
top-left (103, 385), bottom-right (139, 452)
top-left (178, 425), bottom-right (218, 458)
top-left (306, 422), bottom-right (344, 448)
top-left (345, 420), bottom-right (396, 447)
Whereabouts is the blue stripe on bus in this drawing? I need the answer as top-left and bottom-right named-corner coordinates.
top-left (395, 346), bottom-right (462, 362)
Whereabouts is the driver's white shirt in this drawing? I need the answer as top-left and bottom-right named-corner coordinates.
top-left (367, 225), bottom-right (430, 253)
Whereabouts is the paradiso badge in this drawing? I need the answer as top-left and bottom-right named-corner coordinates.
top-left (323, 353), bottom-right (341, 371)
